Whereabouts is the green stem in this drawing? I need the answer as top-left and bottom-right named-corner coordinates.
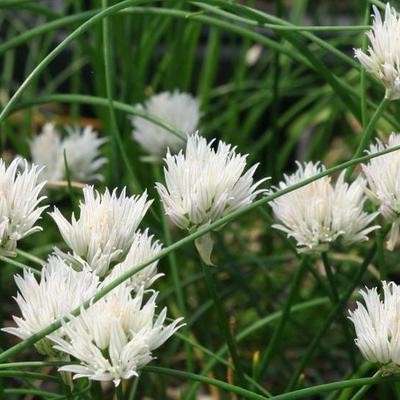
top-left (376, 227), bottom-right (386, 280)
top-left (0, 370), bottom-right (60, 382)
top-left (146, 366), bottom-right (268, 400)
top-left (0, 256), bottom-right (40, 276)
top-left (115, 384), bottom-right (124, 400)
top-left (321, 252), bottom-right (356, 370)
top-left (345, 97), bottom-right (389, 179)
top-left (360, 3), bottom-right (370, 129)
top-left (153, 164), bottom-right (193, 372)
top-left (146, 366), bottom-right (400, 400)
top-left (286, 245), bottom-right (377, 391)
top-left (201, 260), bottom-right (245, 386)
top-left (12, 94), bottom-right (185, 140)
top-left (256, 256), bottom-right (309, 380)
top-left (128, 377), bottom-right (139, 400)
top-left (102, 0), bottom-right (141, 193)
top-left (350, 370), bottom-right (382, 400)
top-left (91, 381), bottom-right (102, 400)
top-left (15, 249), bottom-right (45, 266)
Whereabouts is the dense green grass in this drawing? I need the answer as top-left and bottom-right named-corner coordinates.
top-left (1, 0), bottom-right (400, 399)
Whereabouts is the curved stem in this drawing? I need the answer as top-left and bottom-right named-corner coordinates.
top-left (153, 164), bottom-right (193, 372)
top-left (345, 97), bottom-right (389, 180)
top-left (286, 244), bottom-right (378, 391)
top-left (115, 385), bottom-right (124, 400)
top-left (350, 370), bottom-right (382, 400)
top-left (321, 252), bottom-right (356, 370)
top-left (201, 260), bottom-right (245, 385)
top-left (146, 365), bottom-right (399, 400)
top-left (256, 256), bottom-right (309, 380)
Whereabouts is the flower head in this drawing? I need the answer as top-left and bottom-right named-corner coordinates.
top-left (349, 281), bottom-right (400, 374)
top-left (51, 186), bottom-right (152, 277)
top-left (131, 91), bottom-right (200, 156)
top-left (0, 158), bottom-right (47, 256)
top-left (3, 255), bottom-right (99, 356)
top-left (156, 133), bottom-right (267, 264)
top-left (104, 230), bottom-right (163, 292)
top-left (363, 133), bottom-right (400, 249)
top-left (51, 286), bottom-right (184, 386)
top-left (30, 123), bottom-right (106, 182)
top-left (354, 4), bottom-right (400, 100)
top-left (270, 162), bottom-right (379, 253)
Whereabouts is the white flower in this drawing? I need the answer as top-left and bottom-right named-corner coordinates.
top-left (349, 281), bottom-right (400, 374)
top-left (2, 255), bottom-right (100, 356)
top-left (104, 230), bottom-right (163, 292)
top-left (0, 157), bottom-right (47, 256)
top-left (131, 91), bottom-right (200, 156)
top-left (270, 162), bottom-right (379, 253)
top-left (354, 3), bottom-right (400, 100)
top-left (50, 186), bottom-right (152, 277)
top-left (30, 123), bottom-right (107, 182)
top-left (156, 133), bottom-right (267, 264)
top-left (50, 286), bottom-right (184, 386)
top-left (30, 123), bottom-right (64, 181)
top-left (363, 133), bottom-right (400, 250)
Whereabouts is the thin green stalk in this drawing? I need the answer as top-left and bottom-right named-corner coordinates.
top-left (321, 252), bottom-right (356, 370)
top-left (3, 388), bottom-right (63, 398)
top-left (153, 164), bottom-right (193, 372)
top-left (115, 385), bottom-right (124, 400)
top-left (336, 362), bottom-right (373, 400)
top-left (0, 146), bottom-right (399, 363)
top-left (255, 256), bottom-right (308, 380)
top-left (176, 332), bottom-right (272, 397)
top-left (0, 255), bottom-right (40, 275)
top-left (345, 97), bottom-right (389, 179)
top-left (102, 0), bottom-right (140, 193)
top-left (286, 245), bottom-right (378, 391)
top-left (128, 377), bottom-right (139, 400)
top-left (321, 252), bottom-right (339, 300)
top-left (350, 370), bottom-right (382, 400)
top-left (200, 260), bottom-right (245, 385)
top-left (146, 366), bottom-right (400, 400)
top-left (376, 227), bottom-right (386, 280)
top-left (360, 3), bottom-right (370, 129)
top-left (10, 94), bottom-right (185, 140)
top-left (0, 361), bottom-right (67, 369)
top-left (91, 381), bottom-right (102, 400)
top-left (0, 370), bottom-right (60, 382)
top-left (145, 366), bottom-right (269, 400)
top-left (16, 249), bottom-right (45, 266)
top-left (63, 150), bottom-right (78, 214)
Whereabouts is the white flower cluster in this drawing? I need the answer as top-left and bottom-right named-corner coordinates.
top-left (349, 281), bottom-right (400, 373)
top-left (5, 182), bottom-right (180, 385)
top-left (363, 133), bottom-right (400, 250)
top-left (131, 91), bottom-right (200, 156)
top-left (0, 158), bottom-right (47, 256)
top-left (3, 256), bottom-right (100, 356)
top-left (51, 286), bottom-right (183, 385)
top-left (355, 4), bottom-right (400, 100)
top-left (50, 186), bottom-right (153, 277)
top-left (270, 162), bottom-right (379, 253)
top-left (156, 133), bottom-right (267, 264)
top-left (30, 123), bottom-right (106, 182)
